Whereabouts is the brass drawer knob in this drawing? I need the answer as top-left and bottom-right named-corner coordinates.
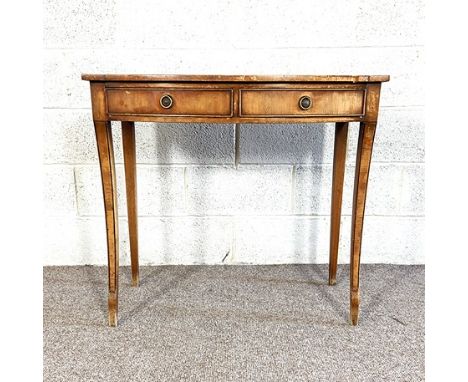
top-left (299, 95), bottom-right (312, 110)
top-left (160, 94), bottom-right (173, 109)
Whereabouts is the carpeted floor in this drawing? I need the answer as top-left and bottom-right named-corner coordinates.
top-left (43, 265), bottom-right (424, 381)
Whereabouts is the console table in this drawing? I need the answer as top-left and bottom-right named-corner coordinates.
top-left (81, 74), bottom-right (390, 326)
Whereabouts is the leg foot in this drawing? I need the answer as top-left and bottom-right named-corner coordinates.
top-left (108, 292), bottom-right (118, 327)
top-left (350, 290), bottom-right (360, 325)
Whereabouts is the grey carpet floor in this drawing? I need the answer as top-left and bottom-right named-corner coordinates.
top-left (43, 265), bottom-right (424, 382)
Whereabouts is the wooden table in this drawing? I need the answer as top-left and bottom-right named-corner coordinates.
top-left (81, 74), bottom-right (390, 326)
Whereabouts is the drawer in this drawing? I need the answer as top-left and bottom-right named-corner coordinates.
top-left (239, 89), bottom-right (366, 117)
top-left (106, 88), bottom-right (233, 117)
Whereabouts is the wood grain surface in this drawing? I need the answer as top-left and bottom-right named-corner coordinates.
top-left (84, 74), bottom-right (388, 326)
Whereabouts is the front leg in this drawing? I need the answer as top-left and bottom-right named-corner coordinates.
top-left (94, 121), bottom-right (119, 326)
top-left (350, 121), bottom-right (376, 325)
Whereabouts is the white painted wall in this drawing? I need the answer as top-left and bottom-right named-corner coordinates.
top-left (43, 0), bottom-right (424, 265)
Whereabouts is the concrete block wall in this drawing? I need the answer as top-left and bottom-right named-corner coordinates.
top-left (43, 0), bottom-right (424, 265)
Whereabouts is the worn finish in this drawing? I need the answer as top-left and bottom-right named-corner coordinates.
top-left (82, 74), bottom-right (390, 83)
top-left (83, 74), bottom-right (388, 326)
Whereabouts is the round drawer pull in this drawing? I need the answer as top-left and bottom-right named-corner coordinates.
top-left (160, 94), bottom-right (173, 109)
top-left (299, 95), bottom-right (312, 110)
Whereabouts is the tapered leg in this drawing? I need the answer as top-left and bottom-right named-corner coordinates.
top-left (94, 121), bottom-right (119, 327)
top-left (350, 121), bottom-right (377, 325)
top-left (122, 121), bottom-right (139, 287)
top-left (329, 122), bottom-right (349, 285)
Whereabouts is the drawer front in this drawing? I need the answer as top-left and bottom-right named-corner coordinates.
top-left (240, 89), bottom-right (366, 117)
top-left (106, 88), bottom-right (233, 117)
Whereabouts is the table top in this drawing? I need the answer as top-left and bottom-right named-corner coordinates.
top-left (81, 74), bottom-right (390, 83)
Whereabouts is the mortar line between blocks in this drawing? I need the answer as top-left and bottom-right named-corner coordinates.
top-left (234, 124), bottom-right (241, 169)
top-left (72, 166), bottom-right (80, 216)
top-left (230, 216), bottom-right (236, 264)
top-left (74, 214), bottom-right (425, 219)
top-left (183, 167), bottom-right (188, 212)
top-left (291, 165), bottom-right (296, 213)
top-left (44, 44), bottom-right (424, 51)
top-left (44, 161), bottom-right (426, 167)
